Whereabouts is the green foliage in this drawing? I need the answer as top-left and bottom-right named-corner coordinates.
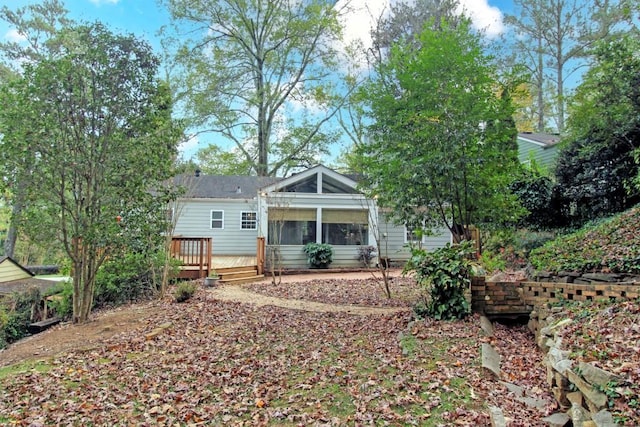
top-left (510, 168), bottom-right (562, 229)
top-left (480, 229), bottom-right (555, 272)
top-left (303, 243), bottom-right (333, 268)
top-left (44, 281), bottom-right (73, 320)
top-left (557, 34), bottom-right (640, 227)
top-left (165, 0), bottom-right (345, 176)
top-left (0, 288), bottom-right (41, 349)
top-left (530, 207), bottom-right (640, 273)
top-left (354, 20), bottom-right (524, 240)
top-left (174, 282), bottom-right (197, 303)
top-left (406, 241), bottom-right (475, 320)
top-left (0, 21), bottom-right (182, 323)
top-left (94, 251), bottom-right (171, 308)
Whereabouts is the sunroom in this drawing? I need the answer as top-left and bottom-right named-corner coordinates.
top-left (257, 165), bottom-right (376, 268)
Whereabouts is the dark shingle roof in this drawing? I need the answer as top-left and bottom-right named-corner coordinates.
top-left (173, 175), bottom-right (281, 199)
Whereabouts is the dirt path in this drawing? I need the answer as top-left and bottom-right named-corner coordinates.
top-left (1, 271), bottom-right (404, 367)
top-left (209, 284), bottom-right (408, 315)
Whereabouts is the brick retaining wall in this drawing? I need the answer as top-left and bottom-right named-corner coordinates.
top-left (471, 276), bottom-right (639, 316)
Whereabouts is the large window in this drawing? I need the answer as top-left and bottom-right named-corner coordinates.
top-left (240, 211), bottom-right (257, 230)
top-left (211, 210), bottom-right (224, 229)
top-left (268, 208), bottom-right (316, 245)
top-left (322, 209), bottom-right (368, 245)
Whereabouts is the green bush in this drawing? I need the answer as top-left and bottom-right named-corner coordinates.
top-left (406, 241), bottom-right (475, 320)
top-left (44, 280), bottom-right (73, 320)
top-left (303, 243), bottom-right (333, 268)
top-left (480, 229), bottom-right (555, 272)
top-left (0, 288), bottom-right (42, 349)
top-left (94, 251), bottom-right (166, 308)
top-left (174, 281), bottom-right (197, 303)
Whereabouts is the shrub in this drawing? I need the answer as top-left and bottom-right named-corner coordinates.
top-left (303, 243), bottom-right (333, 268)
top-left (94, 251), bottom-right (166, 308)
top-left (44, 280), bottom-right (73, 320)
top-left (356, 245), bottom-right (377, 267)
top-left (406, 241), bottom-right (475, 320)
top-left (0, 288), bottom-right (42, 348)
top-left (174, 281), bottom-right (197, 303)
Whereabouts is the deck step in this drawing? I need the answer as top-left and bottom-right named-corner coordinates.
top-left (220, 269), bottom-right (260, 280)
top-left (219, 275), bottom-right (264, 286)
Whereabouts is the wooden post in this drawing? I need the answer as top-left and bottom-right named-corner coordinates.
top-left (256, 237), bottom-right (265, 275)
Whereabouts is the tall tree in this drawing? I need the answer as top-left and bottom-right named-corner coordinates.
top-left (0, 23), bottom-right (180, 323)
top-left (355, 20), bottom-right (523, 242)
top-left (163, 0), bottom-right (349, 176)
top-left (555, 33), bottom-right (640, 225)
top-left (0, 0), bottom-right (72, 258)
top-left (504, 0), bottom-right (631, 133)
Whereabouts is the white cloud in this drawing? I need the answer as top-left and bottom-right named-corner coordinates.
top-left (458, 0), bottom-right (504, 38)
top-left (337, 0), bottom-right (505, 52)
top-left (179, 134), bottom-right (200, 158)
top-left (88, 0), bottom-right (120, 5)
top-left (5, 28), bottom-right (26, 43)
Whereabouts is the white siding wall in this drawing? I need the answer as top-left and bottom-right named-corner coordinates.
top-left (173, 199), bottom-right (260, 255)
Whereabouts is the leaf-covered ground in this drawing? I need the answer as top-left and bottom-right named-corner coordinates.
top-left (555, 299), bottom-right (640, 423)
top-left (0, 277), bottom-right (557, 426)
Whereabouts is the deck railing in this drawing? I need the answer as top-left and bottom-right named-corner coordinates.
top-left (170, 237), bottom-right (212, 279)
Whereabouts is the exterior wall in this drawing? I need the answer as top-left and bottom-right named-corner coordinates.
top-left (173, 198), bottom-right (260, 256)
top-left (0, 259), bottom-right (32, 283)
top-left (267, 245), bottom-right (371, 269)
top-left (377, 214), bottom-right (451, 263)
top-left (517, 140), bottom-right (559, 170)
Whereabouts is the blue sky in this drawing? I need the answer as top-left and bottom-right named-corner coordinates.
top-left (1, 0), bottom-right (516, 159)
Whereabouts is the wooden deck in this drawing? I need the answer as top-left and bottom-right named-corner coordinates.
top-left (171, 237), bottom-right (264, 283)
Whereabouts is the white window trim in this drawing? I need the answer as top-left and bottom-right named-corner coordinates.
top-left (211, 210), bottom-right (224, 229)
top-left (404, 226), bottom-right (426, 244)
top-left (240, 211), bottom-right (258, 230)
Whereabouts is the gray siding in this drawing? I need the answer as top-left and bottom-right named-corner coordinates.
top-left (173, 199), bottom-right (260, 256)
top-left (518, 140), bottom-right (559, 170)
top-left (377, 214), bottom-right (451, 263)
top-left (266, 245), bottom-right (369, 269)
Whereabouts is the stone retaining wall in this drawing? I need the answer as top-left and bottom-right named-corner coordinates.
top-left (531, 305), bottom-right (622, 426)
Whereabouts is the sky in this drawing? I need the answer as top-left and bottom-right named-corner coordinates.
top-left (1, 0), bottom-right (516, 159)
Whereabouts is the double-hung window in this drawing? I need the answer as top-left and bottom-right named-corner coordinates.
top-left (211, 210), bottom-right (224, 229)
top-left (241, 211), bottom-right (257, 230)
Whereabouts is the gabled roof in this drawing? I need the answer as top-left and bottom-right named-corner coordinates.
top-left (259, 164), bottom-right (360, 194)
top-left (518, 132), bottom-right (562, 148)
top-left (173, 174), bottom-right (281, 199)
top-left (0, 256), bottom-right (34, 278)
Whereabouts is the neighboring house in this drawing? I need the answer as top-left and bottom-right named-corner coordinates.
top-left (172, 165), bottom-right (450, 269)
top-left (0, 256), bottom-right (57, 296)
top-left (0, 256), bottom-right (33, 283)
top-left (517, 132), bottom-right (562, 170)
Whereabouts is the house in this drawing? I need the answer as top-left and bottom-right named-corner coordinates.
top-left (0, 256), bottom-right (57, 296)
top-left (0, 256), bottom-right (33, 284)
top-left (517, 132), bottom-right (562, 170)
top-left (171, 165), bottom-right (451, 271)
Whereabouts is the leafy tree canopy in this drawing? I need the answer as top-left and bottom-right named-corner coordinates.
top-left (354, 20), bottom-right (524, 242)
top-left (0, 22), bottom-right (182, 322)
top-left (162, 0), bottom-right (349, 176)
top-left (556, 33), bottom-right (640, 226)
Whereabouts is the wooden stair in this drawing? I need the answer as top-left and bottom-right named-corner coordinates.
top-left (216, 265), bottom-right (263, 285)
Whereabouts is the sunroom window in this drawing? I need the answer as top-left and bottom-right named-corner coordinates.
top-left (267, 208), bottom-right (316, 245)
top-left (321, 209), bottom-right (368, 245)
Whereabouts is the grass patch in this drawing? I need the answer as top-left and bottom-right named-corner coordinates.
top-left (0, 360), bottom-right (52, 380)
